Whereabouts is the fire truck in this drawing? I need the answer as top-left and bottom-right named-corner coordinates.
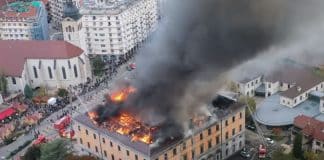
top-left (53, 115), bottom-right (75, 139)
top-left (245, 98), bottom-right (268, 159)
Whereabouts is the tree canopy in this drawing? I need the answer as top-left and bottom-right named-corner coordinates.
top-left (22, 145), bottom-right (41, 160)
top-left (40, 139), bottom-right (71, 160)
top-left (293, 133), bottom-right (303, 159)
top-left (91, 56), bottom-right (105, 76)
top-left (24, 85), bottom-right (33, 99)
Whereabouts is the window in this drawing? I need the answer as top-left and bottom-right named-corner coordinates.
top-left (183, 154), bottom-right (188, 160)
top-left (111, 155), bottom-right (115, 160)
top-left (216, 135), bottom-right (220, 144)
top-left (225, 132), bottom-right (229, 139)
top-left (93, 133), bottom-right (96, 139)
top-left (135, 154), bottom-right (138, 160)
top-left (208, 140), bottom-right (212, 149)
top-left (77, 125), bottom-right (80, 131)
top-left (216, 124), bottom-right (220, 131)
top-left (268, 83), bottom-right (271, 88)
top-left (239, 125), bottom-right (242, 132)
top-left (48, 67), bottom-right (53, 79)
top-left (62, 67), bottom-right (67, 79)
top-left (110, 141), bottom-right (113, 147)
top-left (87, 142), bottom-right (90, 148)
top-left (200, 144), bottom-right (204, 154)
top-left (225, 120), bottom-right (228, 126)
top-left (118, 145), bottom-right (121, 151)
top-left (182, 142), bottom-right (186, 150)
top-left (200, 133), bottom-right (203, 140)
top-left (11, 77), bottom-right (16, 84)
top-left (316, 141), bottom-right (320, 146)
top-left (232, 128), bottom-right (236, 136)
top-left (232, 116), bottom-right (235, 122)
top-left (73, 65), bottom-right (78, 78)
top-left (173, 148), bottom-right (177, 155)
top-left (239, 112), bottom-right (242, 119)
top-left (104, 150), bottom-right (107, 157)
top-left (102, 138), bottom-right (105, 143)
top-left (80, 138), bottom-right (83, 144)
top-left (208, 128), bottom-right (211, 135)
top-left (225, 149), bottom-right (228, 156)
top-left (126, 150), bottom-right (129, 156)
top-left (68, 34), bottom-right (71, 40)
top-left (95, 146), bottom-right (98, 152)
top-left (85, 129), bottom-right (88, 135)
top-left (33, 66), bottom-right (38, 78)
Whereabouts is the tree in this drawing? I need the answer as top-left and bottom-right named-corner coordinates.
top-left (65, 154), bottom-right (98, 160)
top-left (272, 149), bottom-right (296, 160)
top-left (57, 88), bottom-right (69, 97)
top-left (22, 145), bottom-right (41, 160)
top-left (24, 85), bottom-right (33, 99)
top-left (293, 133), bottom-right (303, 159)
top-left (40, 139), bottom-right (71, 160)
top-left (304, 151), bottom-right (318, 160)
top-left (91, 56), bottom-right (105, 76)
top-left (0, 74), bottom-right (7, 94)
top-left (239, 96), bottom-right (256, 117)
top-left (37, 86), bottom-right (47, 97)
top-left (228, 81), bottom-right (239, 92)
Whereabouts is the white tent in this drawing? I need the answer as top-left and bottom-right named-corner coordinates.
top-left (47, 97), bottom-right (57, 105)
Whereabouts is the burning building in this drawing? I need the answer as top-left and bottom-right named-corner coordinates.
top-left (73, 88), bottom-right (246, 160)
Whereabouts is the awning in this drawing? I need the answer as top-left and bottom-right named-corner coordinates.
top-left (0, 107), bottom-right (16, 120)
top-left (47, 97), bottom-right (57, 105)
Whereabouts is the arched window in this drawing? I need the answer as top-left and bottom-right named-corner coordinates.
top-left (68, 26), bottom-right (72, 32)
top-left (48, 67), bottom-right (53, 79)
top-left (73, 65), bottom-right (78, 78)
top-left (33, 66), bottom-right (38, 78)
top-left (62, 67), bottom-right (67, 79)
top-left (72, 27), bottom-right (74, 32)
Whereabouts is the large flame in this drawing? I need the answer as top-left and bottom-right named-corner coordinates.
top-left (87, 111), bottom-right (156, 144)
top-left (110, 86), bottom-right (136, 103)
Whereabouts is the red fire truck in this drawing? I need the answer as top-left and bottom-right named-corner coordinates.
top-left (54, 115), bottom-right (71, 130)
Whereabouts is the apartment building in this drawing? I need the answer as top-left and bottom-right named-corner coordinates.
top-left (236, 76), bottom-right (263, 97)
top-left (0, 40), bottom-right (92, 93)
top-left (49, 0), bottom-right (81, 30)
top-left (73, 95), bottom-right (246, 160)
top-left (0, 1), bottom-right (49, 40)
top-left (62, 0), bottom-right (158, 61)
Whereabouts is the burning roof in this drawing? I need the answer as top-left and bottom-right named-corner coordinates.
top-left (76, 86), bottom-right (244, 156)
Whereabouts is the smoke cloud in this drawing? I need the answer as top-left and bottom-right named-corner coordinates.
top-left (130, 0), bottom-right (291, 127)
top-left (101, 0), bottom-right (324, 136)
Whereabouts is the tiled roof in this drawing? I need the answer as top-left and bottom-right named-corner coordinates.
top-left (294, 115), bottom-right (324, 141)
top-left (0, 6), bottom-right (37, 18)
top-left (266, 65), bottom-right (323, 99)
top-left (0, 40), bottom-right (84, 77)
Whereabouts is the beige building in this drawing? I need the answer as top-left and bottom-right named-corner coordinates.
top-left (0, 40), bottom-right (92, 93)
top-left (49, 0), bottom-right (81, 30)
top-left (73, 95), bottom-right (246, 160)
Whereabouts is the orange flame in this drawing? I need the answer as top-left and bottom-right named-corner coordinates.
top-left (87, 111), bottom-right (156, 144)
top-left (110, 86), bottom-right (136, 103)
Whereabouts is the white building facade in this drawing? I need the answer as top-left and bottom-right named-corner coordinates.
top-left (236, 76), bottom-right (262, 97)
top-left (49, 0), bottom-right (81, 30)
top-left (63, 0), bottom-right (158, 61)
top-left (0, 1), bottom-right (49, 40)
top-left (0, 40), bottom-right (92, 94)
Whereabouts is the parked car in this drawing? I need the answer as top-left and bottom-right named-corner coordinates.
top-left (240, 148), bottom-right (251, 158)
top-left (246, 124), bottom-right (256, 131)
top-left (266, 137), bottom-right (274, 144)
top-left (127, 63), bottom-right (136, 71)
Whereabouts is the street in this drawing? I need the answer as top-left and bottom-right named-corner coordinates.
top-left (0, 60), bottom-right (135, 158)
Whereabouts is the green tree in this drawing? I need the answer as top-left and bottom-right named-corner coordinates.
top-left (24, 85), bottom-right (33, 99)
top-left (22, 145), bottom-right (41, 160)
top-left (228, 81), bottom-right (239, 92)
top-left (293, 133), bottom-right (303, 159)
top-left (37, 86), bottom-right (47, 97)
top-left (0, 74), bottom-right (7, 94)
top-left (57, 88), bottom-right (69, 97)
top-left (239, 96), bottom-right (256, 117)
top-left (271, 149), bottom-right (296, 160)
top-left (304, 151), bottom-right (318, 160)
top-left (91, 56), bottom-right (105, 76)
top-left (65, 154), bottom-right (98, 160)
top-left (40, 139), bottom-right (71, 160)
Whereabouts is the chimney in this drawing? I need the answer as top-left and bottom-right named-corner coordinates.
top-left (297, 86), bottom-right (302, 92)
